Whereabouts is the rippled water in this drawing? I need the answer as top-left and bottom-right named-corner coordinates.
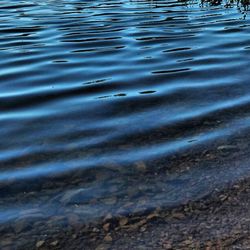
top-left (1, 0), bottom-right (250, 241)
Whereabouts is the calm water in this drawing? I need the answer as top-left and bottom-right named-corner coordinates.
top-left (1, 0), bottom-right (250, 238)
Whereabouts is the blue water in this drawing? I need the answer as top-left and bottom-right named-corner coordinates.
top-left (1, 0), bottom-right (250, 245)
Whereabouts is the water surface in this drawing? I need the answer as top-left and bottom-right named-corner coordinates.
top-left (1, 0), bottom-right (250, 240)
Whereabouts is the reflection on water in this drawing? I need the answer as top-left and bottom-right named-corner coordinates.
top-left (0, 0), bottom-right (250, 247)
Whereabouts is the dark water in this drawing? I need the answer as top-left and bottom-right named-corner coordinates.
top-left (1, 0), bottom-right (250, 241)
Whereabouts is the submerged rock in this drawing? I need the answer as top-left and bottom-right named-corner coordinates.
top-left (119, 217), bottom-right (128, 227)
top-left (103, 223), bottom-right (110, 232)
top-left (104, 234), bottom-right (112, 242)
top-left (135, 161), bottom-right (147, 172)
top-left (36, 240), bottom-right (45, 248)
top-left (60, 188), bottom-right (93, 205)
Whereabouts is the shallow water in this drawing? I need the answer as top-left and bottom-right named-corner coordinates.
top-left (1, 0), bottom-right (250, 241)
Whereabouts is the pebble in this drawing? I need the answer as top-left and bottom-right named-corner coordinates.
top-left (126, 219), bottom-right (147, 231)
top-left (36, 240), bottom-right (45, 248)
top-left (172, 212), bottom-right (185, 219)
top-left (119, 217), bottom-right (128, 227)
top-left (104, 234), bottom-right (113, 242)
top-left (50, 240), bottom-right (58, 246)
top-left (95, 244), bottom-right (110, 250)
top-left (135, 161), bottom-right (147, 172)
top-left (137, 219), bottom-right (147, 226)
top-left (182, 239), bottom-right (192, 245)
top-left (147, 212), bottom-right (159, 220)
top-left (219, 194), bottom-right (228, 201)
top-left (103, 223), bottom-right (110, 232)
top-left (92, 227), bottom-right (100, 232)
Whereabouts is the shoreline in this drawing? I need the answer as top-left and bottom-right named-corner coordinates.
top-left (65, 176), bottom-right (250, 249)
top-left (2, 176), bottom-right (250, 249)
top-left (74, 177), bottom-right (250, 249)
top-left (2, 137), bottom-right (250, 250)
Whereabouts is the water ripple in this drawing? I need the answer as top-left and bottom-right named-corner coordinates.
top-left (0, 0), bottom-right (250, 232)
